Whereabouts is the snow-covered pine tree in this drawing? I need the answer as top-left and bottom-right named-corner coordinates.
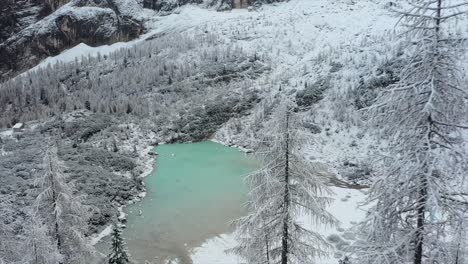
top-left (0, 194), bottom-right (22, 264)
top-left (35, 143), bottom-right (94, 264)
top-left (108, 223), bottom-right (130, 264)
top-left (231, 101), bottom-right (336, 264)
top-left (358, 1), bottom-right (468, 263)
top-left (21, 213), bottom-right (62, 264)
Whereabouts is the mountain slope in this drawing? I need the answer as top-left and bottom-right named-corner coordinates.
top-left (0, 0), bottom-right (467, 263)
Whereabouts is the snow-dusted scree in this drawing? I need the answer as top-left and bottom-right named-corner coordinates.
top-left (0, 0), bottom-right (467, 263)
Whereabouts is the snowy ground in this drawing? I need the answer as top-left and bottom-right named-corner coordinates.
top-left (155, 1), bottom-right (398, 263)
top-left (191, 186), bottom-right (367, 264)
top-left (15, 0), bottom-right (417, 263)
top-left (24, 0), bottom-right (398, 76)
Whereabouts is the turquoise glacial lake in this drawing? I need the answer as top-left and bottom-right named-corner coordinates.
top-left (115, 141), bottom-right (257, 263)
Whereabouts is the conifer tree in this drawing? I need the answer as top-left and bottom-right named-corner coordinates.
top-left (358, 1), bottom-right (468, 263)
top-left (21, 213), bottom-right (62, 264)
top-left (108, 223), bottom-right (130, 264)
top-left (0, 195), bottom-right (23, 264)
top-left (231, 101), bottom-right (336, 264)
top-left (35, 143), bottom-right (94, 264)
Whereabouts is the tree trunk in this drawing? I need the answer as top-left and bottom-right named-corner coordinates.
top-left (34, 241), bottom-right (38, 264)
top-left (414, 177), bottom-right (427, 264)
top-left (49, 156), bottom-right (62, 264)
top-left (435, 0), bottom-right (442, 34)
top-left (281, 109), bottom-right (290, 264)
top-left (414, 116), bottom-right (431, 264)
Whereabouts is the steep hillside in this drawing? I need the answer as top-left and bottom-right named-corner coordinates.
top-left (0, 0), bottom-right (287, 81)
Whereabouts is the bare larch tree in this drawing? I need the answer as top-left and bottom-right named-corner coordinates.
top-left (231, 101), bottom-right (336, 264)
top-left (358, 0), bottom-right (468, 263)
top-left (35, 143), bottom-right (94, 264)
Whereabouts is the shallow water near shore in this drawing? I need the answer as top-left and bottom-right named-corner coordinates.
top-left (99, 141), bottom-right (257, 263)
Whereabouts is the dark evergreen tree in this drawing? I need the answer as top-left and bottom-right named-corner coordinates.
top-left (85, 100), bottom-right (91, 111)
top-left (339, 256), bottom-right (351, 264)
top-left (108, 223), bottom-right (130, 264)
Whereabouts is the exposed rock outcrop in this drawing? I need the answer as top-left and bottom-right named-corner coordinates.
top-left (143, 0), bottom-right (285, 12)
top-left (143, 0), bottom-right (203, 11)
top-left (0, 0), bottom-right (287, 81)
top-left (0, 0), bottom-right (46, 43)
top-left (0, 0), bottom-right (144, 81)
top-left (0, 0), bottom-right (17, 43)
top-left (44, 0), bottom-right (72, 12)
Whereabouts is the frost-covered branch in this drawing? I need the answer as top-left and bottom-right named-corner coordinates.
top-left (230, 101), bottom-right (336, 264)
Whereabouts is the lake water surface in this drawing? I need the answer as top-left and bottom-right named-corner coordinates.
top-left (108, 141), bottom-right (257, 263)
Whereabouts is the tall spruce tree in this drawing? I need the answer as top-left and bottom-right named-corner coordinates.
top-left (108, 223), bottom-right (130, 264)
top-left (231, 101), bottom-right (336, 264)
top-left (358, 0), bottom-right (468, 263)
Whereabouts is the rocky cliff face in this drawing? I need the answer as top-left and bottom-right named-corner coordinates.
top-left (0, 0), bottom-right (17, 43)
top-left (0, 0), bottom-right (144, 81)
top-left (44, 0), bottom-right (72, 12)
top-left (143, 0), bottom-right (202, 11)
top-left (0, 0), bottom-right (287, 82)
top-left (0, 0), bottom-right (45, 43)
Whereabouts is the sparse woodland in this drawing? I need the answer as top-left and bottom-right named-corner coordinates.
top-left (0, 0), bottom-right (467, 263)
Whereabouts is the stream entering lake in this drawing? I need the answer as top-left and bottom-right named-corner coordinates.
top-left (100, 141), bottom-right (257, 263)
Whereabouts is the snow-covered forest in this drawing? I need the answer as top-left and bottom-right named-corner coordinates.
top-left (0, 0), bottom-right (467, 263)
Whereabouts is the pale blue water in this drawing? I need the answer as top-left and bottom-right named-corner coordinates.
top-left (115, 141), bottom-right (256, 263)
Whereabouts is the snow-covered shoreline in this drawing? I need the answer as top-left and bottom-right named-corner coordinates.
top-left (210, 138), bottom-right (253, 153)
top-left (190, 186), bottom-right (368, 264)
top-left (89, 145), bottom-right (156, 246)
